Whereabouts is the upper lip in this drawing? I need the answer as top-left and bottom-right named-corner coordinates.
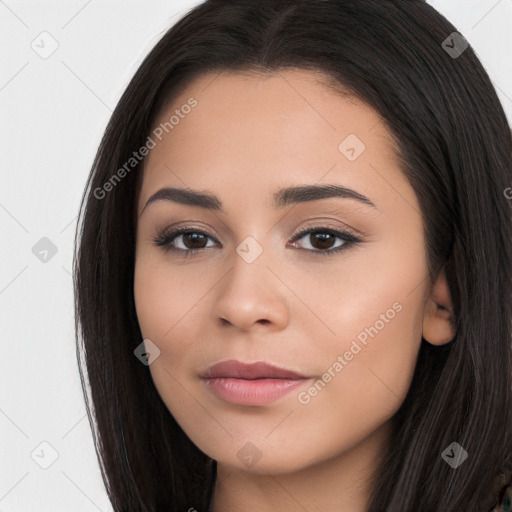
top-left (201, 359), bottom-right (309, 380)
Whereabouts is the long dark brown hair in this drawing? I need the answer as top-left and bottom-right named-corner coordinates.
top-left (73, 0), bottom-right (512, 510)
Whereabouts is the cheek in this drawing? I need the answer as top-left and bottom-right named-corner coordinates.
top-left (133, 260), bottom-right (208, 425)
top-left (299, 242), bottom-right (427, 420)
top-left (292, 298), bottom-right (423, 466)
top-left (134, 256), bottom-right (209, 343)
top-left (133, 257), bottom-right (214, 386)
top-left (320, 303), bottom-right (422, 410)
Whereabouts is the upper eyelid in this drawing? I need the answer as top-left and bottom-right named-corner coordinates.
top-left (161, 224), bottom-right (354, 237)
top-left (157, 225), bottom-right (360, 248)
top-left (158, 217), bottom-right (359, 237)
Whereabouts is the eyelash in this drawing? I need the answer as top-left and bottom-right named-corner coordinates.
top-left (152, 225), bottom-right (362, 258)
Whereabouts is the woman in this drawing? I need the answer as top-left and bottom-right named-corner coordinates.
top-left (73, 0), bottom-right (512, 510)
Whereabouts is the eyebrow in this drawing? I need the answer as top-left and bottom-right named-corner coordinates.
top-left (139, 183), bottom-right (379, 217)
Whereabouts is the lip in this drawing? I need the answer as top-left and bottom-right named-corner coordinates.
top-left (200, 360), bottom-right (312, 406)
top-left (201, 359), bottom-right (309, 380)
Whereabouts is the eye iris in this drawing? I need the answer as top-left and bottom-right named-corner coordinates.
top-left (311, 232), bottom-right (334, 250)
top-left (183, 232), bottom-right (207, 249)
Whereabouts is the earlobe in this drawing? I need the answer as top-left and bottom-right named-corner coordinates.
top-left (422, 267), bottom-right (456, 346)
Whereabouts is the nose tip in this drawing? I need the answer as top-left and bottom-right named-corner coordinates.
top-left (214, 257), bottom-right (291, 332)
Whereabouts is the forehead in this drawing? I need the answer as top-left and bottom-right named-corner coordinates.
top-left (153, 68), bottom-right (392, 144)
top-left (138, 68), bottom-right (409, 214)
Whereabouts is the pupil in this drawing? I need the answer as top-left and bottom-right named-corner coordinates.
top-left (312, 232), bottom-right (333, 249)
top-left (185, 233), bottom-right (206, 249)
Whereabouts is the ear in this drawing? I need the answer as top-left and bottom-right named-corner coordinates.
top-left (422, 267), bottom-right (455, 345)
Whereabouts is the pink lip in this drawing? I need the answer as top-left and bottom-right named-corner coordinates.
top-left (202, 360), bottom-right (308, 380)
top-left (200, 360), bottom-right (311, 406)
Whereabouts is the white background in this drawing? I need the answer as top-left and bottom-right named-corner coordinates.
top-left (0, 1), bottom-right (511, 510)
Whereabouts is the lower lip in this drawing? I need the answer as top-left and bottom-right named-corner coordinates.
top-left (201, 377), bottom-right (310, 406)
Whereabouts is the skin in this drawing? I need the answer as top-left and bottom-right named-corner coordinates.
top-left (133, 68), bottom-right (455, 511)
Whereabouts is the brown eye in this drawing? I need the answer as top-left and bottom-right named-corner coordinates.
top-left (153, 228), bottom-right (218, 254)
top-left (180, 232), bottom-right (209, 249)
top-left (307, 231), bottom-right (337, 250)
top-left (153, 225), bottom-right (362, 257)
top-left (290, 227), bottom-right (362, 255)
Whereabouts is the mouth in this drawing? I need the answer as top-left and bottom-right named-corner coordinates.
top-left (201, 359), bottom-right (309, 380)
top-left (200, 359), bottom-right (312, 406)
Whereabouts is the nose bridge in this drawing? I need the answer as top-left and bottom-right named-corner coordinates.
top-left (213, 234), bottom-right (291, 329)
top-left (235, 234), bottom-right (266, 266)
top-left (228, 233), bottom-right (272, 295)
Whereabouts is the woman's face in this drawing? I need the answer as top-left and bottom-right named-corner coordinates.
top-left (134, 69), bottom-right (431, 475)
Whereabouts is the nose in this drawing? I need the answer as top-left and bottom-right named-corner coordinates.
top-left (213, 245), bottom-right (291, 332)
